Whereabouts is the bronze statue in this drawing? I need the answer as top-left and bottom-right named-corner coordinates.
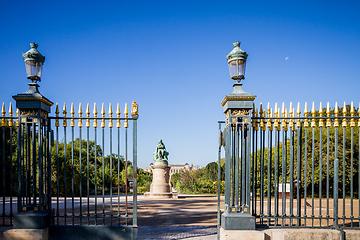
top-left (153, 139), bottom-right (169, 162)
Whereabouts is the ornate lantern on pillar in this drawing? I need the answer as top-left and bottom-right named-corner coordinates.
top-left (12, 43), bottom-right (53, 230)
top-left (221, 42), bottom-right (256, 231)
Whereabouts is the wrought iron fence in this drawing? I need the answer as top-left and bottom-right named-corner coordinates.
top-left (0, 101), bottom-right (138, 228)
top-left (221, 101), bottom-right (360, 230)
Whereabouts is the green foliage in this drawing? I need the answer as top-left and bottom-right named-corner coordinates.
top-left (137, 168), bottom-right (152, 194)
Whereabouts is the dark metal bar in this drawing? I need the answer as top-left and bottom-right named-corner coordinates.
top-left (71, 124), bottom-right (75, 225)
top-left (117, 126), bottom-right (120, 226)
top-left (281, 129), bottom-right (286, 226)
top-left (10, 123), bottom-right (13, 224)
top-left (2, 125), bottom-right (5, 223)
top-left (133, 116), bottom-right (138, 227)
top-left (296, 125), bottom-right (302, 227)
top-left (267, 126), bottom-right (271, 226)
top-left (102, 127), bottom-right (105, 225)
top-left (109, 127), bottom-right (113, 226)
top-left (63, 121), bottom-right (67, 224)
top-left (350, 126), bottom-right (354, 227)
top-left (326, 126), bottom-right (330, 226)
top-left (319, 126), bottom-right (323, 227)
top-left (79, 125), bottom-right (82, 224)
top-left (342, 127), bottom-right (346, 227)
top-left (87, 126), bottom-right (90, 225)
top-left (274, 129), bottom-right (279, 226)
top-left (289, 128), bottom-right (294, 226)
top-left (235, 122), bottom-right (239, 208)
top-left (217, 122), bottom-right (222, 240)
top-left (251, 125), bottom-right (255, 216)
top-left (17, 116), bottom-right (21, 213)
top-left (94, 127), bottom-right (97, 225)
top-left (125, 127), bottom-right (128, 225)
top-left (311, 126), bottom-right (315, 227)
top-left (260, 128), bottom-right (265, 223)
top-left (246, 121), bottom-right (252, 211)
top-left (334, 125), bottom-right (339, 228)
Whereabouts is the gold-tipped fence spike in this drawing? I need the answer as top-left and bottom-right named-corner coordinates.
top-left (266, 103), bottom-right (272, 130)
top-left (304, 102), bottom-right (309, 127)
top-left (319, 102), bottom-right (324, 127)
top-left (252, 104), bottom-right (256, 128)
top-left (124, 103), bottom-right (128, 128)
top-left (70, 103), bottom-right (75, 127)
top-left (63, 103), bottom-right (67, 127)
top-left (93, 103), bottom-right (98, 128)
top-left (274, 103), bottom-right (279, 130)
top-left (259, 103), bottom-right (265, 130)
top-left (281, 102), bottom-right (287, 130)
top-left (78, 103), bottom-right (83, 128)
top-left (334, 102), bottom-right (339, 127)
top-left (326, 102), bottom-right (331, 127)
top-left (311, 102), bottom-right (316, 128)
top-left (1, 103), bottom-right (5, 126)
top-left (101, 103), bottom-right (106, 128)
top-left (342, 102), bottom-right (347, 127)
top-left (109, 103), bottom-right (113, 128)
top-left (116, 103), bottom-right (121, 128)
top-left (16, 109), bottom-right (19, 127)
top-left (55, 103), bottom-right (60, 127)
top-left (289, 103), bottom-right (294, 130)
top-left (8, 103), bottom-right (13, 127)
top-left (86, 103), bottom-right (90, 128)
top-left (350, 102), bottom-right (355, 127)
top-left (296, 102), bottom-right (301, 127)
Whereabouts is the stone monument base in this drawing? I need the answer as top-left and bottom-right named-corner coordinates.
top-left (144, 192), bottom-right (178, 199)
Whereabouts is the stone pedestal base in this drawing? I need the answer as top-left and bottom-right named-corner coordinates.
top-left (144, 192), bottom-right (178, 199)
top-left (221, 212), bottom-right (255, 230)
top-left (13, 212), bottom-right (49, 229)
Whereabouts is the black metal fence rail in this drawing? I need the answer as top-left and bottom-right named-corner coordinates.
top-left (251, 102), bottom-right (360, 229)
top-left (0, 106), bottom-right (17, 226)
top-left (49, 102), bottom-right (138, 226)
top-left (0, 101), bottom-right (138, 227)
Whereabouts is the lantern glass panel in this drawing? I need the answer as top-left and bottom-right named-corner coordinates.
top-left (25, 60), bottom-right (43, 80)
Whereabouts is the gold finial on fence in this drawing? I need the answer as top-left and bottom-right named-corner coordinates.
top-left (304, 102), bottom-right (309, 127)
top-left (281, 102), bottom-right (287, 130)
top-left (78, 103), bottom-right (83, 128)
top-left (93, 103), bottom-right (98, 128)
top-left (131, 101), bottom-right (138, 116)
top-left (116, 103), bottom-right (121, 128)
top-left (1, 103), bottom-right (6, 127)
top-left (266, 103), bottom-right (273, 131)
top-left (274, 103), bottom-right (279, 130)
top-left (109, 103), bottom-right (113, 128)
top-left (350, 102), bottom-right (355, 127)
top-left (334, 102), bottom-right (339, 127)
top-left (9, 103), bottom-right (13, 127)
top-left (70, 103), bottom-right (75, 127)
top-left (16, 109), bottom-right (19, 127)
top-left (255, 106), bottom-right (259, 131)
top-left (342, 102), bottom-right (347, 127)
top-left (289, 102), bottom-right (294, 130)
top-left (86, 103), bottom-right (90, 128)
top-left (296, 102), bottom-right (301, 127)
top-left (55, 103), bottom-right (59, 127)
top-left (63, 103), bottom-right (67, 127)
top-left (124, 103), bottom-right (128, 128)
top-left (311, 102), bottom-right (316, 128)
top-left (101, 103), bottom-right (106, 128)
top-left (252, 103), bottom-right (257, 128)
top-left (259, 103), bottom-right (265, 130)
top-left (326, 102), bottom-right (331, 127)
top-left (319, 102), bottom-right (324, 127)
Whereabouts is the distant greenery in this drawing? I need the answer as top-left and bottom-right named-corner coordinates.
top-left (171, 161), bottom-right (225, 194)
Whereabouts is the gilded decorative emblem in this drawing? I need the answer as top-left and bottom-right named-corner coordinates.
top-left (132, 101), bottom-right (138, 115)
top-left (232, 109), bottom-right (250, 116)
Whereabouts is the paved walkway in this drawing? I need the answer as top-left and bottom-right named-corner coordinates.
top-left (137, 194), bottom-right (220, 240)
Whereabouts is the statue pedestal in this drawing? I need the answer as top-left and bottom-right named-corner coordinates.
top-left (144, 161), bottom-right (178, 199)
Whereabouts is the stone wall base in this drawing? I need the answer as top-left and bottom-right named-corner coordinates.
top-left (220, 227), bottom-right (360, 240)
top-left (3, 228), bottom-right (48, 240)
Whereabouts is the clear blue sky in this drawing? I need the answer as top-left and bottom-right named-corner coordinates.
top-left (1, 1), bottom-right (360, 169)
